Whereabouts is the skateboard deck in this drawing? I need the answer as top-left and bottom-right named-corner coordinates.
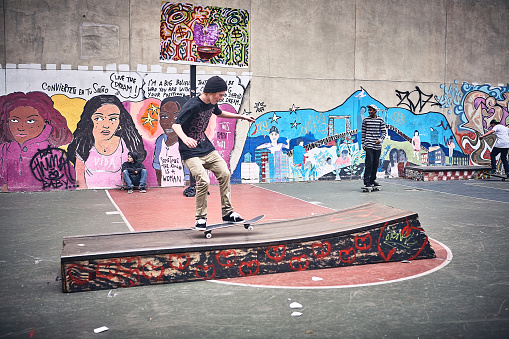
top-left (361, 186), bottom-right (381, 193)
top-left (479, 172), bottom-right (507, 181)
top-left (193, 215), bottom-right (265, 238)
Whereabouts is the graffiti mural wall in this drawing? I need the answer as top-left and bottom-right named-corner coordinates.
top-left (232, 82), bottom-right (508, 184)
top-left (0, 65), bottom-right (251, 192)
top-left (0, 63), bottom-right (507, 192)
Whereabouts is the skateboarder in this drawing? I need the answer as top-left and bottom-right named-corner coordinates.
top-left (121, 151), bottom-right (147, 193)
top-left (361, 104), bottom-right (386, 188)
top-left (480, 119), bottom-right (509, 177)
top-left (171, 76), bottom-right (255, 230)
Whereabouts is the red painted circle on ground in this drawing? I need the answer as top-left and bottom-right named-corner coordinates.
top-left (211, 238), bottom-right (450, 289)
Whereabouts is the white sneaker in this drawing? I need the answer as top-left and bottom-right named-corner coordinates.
top-left (195, 218), bottom-right (207, 230)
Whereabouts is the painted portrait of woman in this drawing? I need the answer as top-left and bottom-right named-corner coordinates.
top-left (67, 95), bottom-right (146, 189)
top-left (0, 92), bottom-right (73, 192)
top-left (153, 96), bottom-right (188, 187)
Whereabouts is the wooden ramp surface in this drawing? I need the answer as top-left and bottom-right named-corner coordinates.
top-left (62, 202), bottom-right (414, 261)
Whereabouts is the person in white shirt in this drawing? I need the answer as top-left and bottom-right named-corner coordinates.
top-left (480, 119), bottom-right (509, 177)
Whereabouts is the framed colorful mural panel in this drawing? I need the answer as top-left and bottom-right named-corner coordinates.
top-left (160, 2), bottom-right (249, 67)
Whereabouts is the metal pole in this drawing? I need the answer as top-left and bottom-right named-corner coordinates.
top-left (190, 65), bottom-right (196, 98)
top-left (187, 64), bottom-right (197, 190)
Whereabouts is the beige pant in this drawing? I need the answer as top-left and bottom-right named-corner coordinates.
top-left (183, 151), bottom-right (232, 220)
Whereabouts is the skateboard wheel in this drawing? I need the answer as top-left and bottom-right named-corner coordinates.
top-left (205, 232), bottom-right (212, 239)
top-left (247, 225), bottom-right (253, 231)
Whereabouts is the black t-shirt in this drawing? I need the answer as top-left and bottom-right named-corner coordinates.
top-left (174, 96), bottom-right (222, 160)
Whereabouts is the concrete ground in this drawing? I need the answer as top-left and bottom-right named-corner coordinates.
top-left (0, 178), bottom-right (508, 338)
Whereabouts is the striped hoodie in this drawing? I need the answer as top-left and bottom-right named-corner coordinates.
top-left (361, 116), bottom-right (387, 150)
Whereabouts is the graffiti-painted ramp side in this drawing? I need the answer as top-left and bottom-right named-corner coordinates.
top-left (61, 202), bottom-right (435, 292)
top-left (405, 165), bottom-right (491, 181)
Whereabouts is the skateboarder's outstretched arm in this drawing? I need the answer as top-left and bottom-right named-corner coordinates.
top-left (217, 111), bottom-right (255, 123)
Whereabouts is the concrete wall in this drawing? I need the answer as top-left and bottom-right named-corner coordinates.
top-left (2, 0), bottom-right (506, 104)
top-left (0, 0), bottom-right (508, 192)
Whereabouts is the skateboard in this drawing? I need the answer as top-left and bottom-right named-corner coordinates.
top-left (361, 186), bottom-right (381, 193)
top-left (479, 172), bottom-right (507, 181)
top-left (193, 215), bottom-right (264, 239)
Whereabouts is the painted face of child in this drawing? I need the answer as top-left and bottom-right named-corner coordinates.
top-left (399, 150), bottom-right (406, 162)
top-left (391, 151), bottom-right (398, 164)
top-left (8, 106), bottom-right (46, 145)
top-left (91, 104), bottom-right (120, 141)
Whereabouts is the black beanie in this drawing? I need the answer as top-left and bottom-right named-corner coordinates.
top-left (203, 76), bottom-right (227, 93)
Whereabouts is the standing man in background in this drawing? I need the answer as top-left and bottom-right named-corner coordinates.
top-left (362, 105), bottom-right (387, 188)
top-left (480, 119), bottom-right (509, 178)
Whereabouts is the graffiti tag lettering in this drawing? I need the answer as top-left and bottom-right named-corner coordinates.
top-left (30, 147), bottom-right (76, 190)
top-left (395, 86), bottom-right (442, 113)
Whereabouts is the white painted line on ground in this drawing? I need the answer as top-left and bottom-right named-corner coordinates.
top-left (104, 190), bottom-right (135, 232)
top-left (465, 182), bottom-right (509, 192)
top-left (389, 181), bottom-right (509, 204)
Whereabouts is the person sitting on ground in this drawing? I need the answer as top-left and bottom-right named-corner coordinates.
top-left (121, 151), bottom-right (147, 193)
